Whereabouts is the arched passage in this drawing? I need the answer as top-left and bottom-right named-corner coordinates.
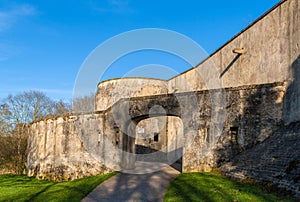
top-left (134, 116), bottom-right (184, 171)
top-left (120, 113), bottom-right (182, 171)
top-left (109, 93), bottom-right (200, 172)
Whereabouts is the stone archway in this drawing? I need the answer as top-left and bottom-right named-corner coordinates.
top-left (120, 114), bottom-right (183, 172)
top-left (134, 116), bottom-right (184, 171)
top-left (109, 93), bottom-right (196, 172)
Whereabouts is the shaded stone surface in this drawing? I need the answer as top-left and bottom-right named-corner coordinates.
top-left (221, 122), bottom-right (300, 197)
top-left (82, 163), bottom-right (179, 202)
top-left (27, 82), bottom-right (286, 179)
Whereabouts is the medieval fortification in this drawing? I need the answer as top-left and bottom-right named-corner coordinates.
top-left (27, 0), bottom-right (300, 196)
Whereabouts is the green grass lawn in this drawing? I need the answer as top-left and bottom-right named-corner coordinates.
top-left (164, 172), bottom-right (296, 202)
top-left (0, 172), bottom-right (116, 202)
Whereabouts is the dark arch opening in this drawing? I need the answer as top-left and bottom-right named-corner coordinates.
top-left (121, 113), bottom-right (183, 172)
top-left (134, 115), bottom-right (183, 172)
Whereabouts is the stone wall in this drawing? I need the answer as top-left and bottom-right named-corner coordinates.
top-left (27, 81), bottom-right (286, 180)
top-left (27, 114), bottom-right (113, 181)
top-left (168, 0), bottom-right (300, 124)
top-left (27, 81), bottom-right (287, 179)
top-left (183, 82), bottom-right (286, 172)
top-left (220, 122), bottom-right (300, 197)
top-left (95, 78), bottom-right (168, 111)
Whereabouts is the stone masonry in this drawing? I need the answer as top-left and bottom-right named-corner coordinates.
top-left (27, 0), bottom-right (300, 197)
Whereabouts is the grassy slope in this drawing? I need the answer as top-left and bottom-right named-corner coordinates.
top-left (164, 172), bottom-right (296, 202)
top-left (0, 172), bottom-right (116, 202)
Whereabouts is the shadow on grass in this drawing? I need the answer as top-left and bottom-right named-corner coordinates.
top-left (164, 172), bottom-right (295, 202)
top-left (0, 172), bottom-right (117, 202)
top-left (24, 183), bottom-right (57, 202)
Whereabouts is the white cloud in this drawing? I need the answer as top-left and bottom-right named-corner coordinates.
top-left (0, 88), bottom-right (73, 100)
top-left (0, 4), bottom-right (36, 60)
top-left (90, 0), bottom-right (133, 14)
top-left (34, 88), bottom-right (73, 95)
top-left (0, 4), bottom-right (36, 32)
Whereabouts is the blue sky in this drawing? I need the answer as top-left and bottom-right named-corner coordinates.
top-left (0, 0), bottom-right (280, 100)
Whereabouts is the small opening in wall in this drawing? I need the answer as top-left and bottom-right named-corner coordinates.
top-left (115, 128), bottom-right (120, 146)
top-left (154, 133), bottom-right (159, 142)
top-left (206, 128), bottom-right (210, 143)
top-left (98, 132), bottom-right (101, 144)
top-left (230, 127), bottom-right (238, 144)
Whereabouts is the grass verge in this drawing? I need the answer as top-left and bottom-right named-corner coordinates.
top-left (164, 172), bottom-right (296, 202)
top-left (0, 172), bottom-right (117, 202)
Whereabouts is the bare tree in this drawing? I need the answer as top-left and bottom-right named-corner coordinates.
top-left (72, 93), bottom-right (95, 113)
top-left (0, 124), bottom-right (27, 174)
top-left (52, 99), bottom-right (71, 115)
top-left (0, 103), bottom-right (13, 134)
top-left (0, 91), bottom-right (71, 174)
